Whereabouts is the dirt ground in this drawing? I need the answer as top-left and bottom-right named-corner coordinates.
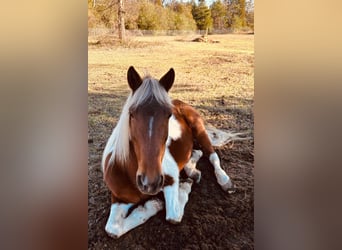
top-left (88, 34), bottom-right (254, 249)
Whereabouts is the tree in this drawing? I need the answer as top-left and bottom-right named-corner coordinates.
top-left (223, 0), bottom-right (249, 29)
top-left (168, 2), bottom-right (197, 30)
top-left (118, 0), bottom-right (125, 41)
top-left (192, 0), bottom-right (213, 31)
top-left (211, 0), bottom-right (226, 30)
top-left (88, 0), bottom-right (118, 29)
top-left (137, 1), bottom-right (164, 30)
top-left (88, 0), bottom-right (208, 33)
top-left (239, 0), bottom-right (246, 27)
top-left (224, 0), bottom-right (240, 28)
top-left (245, 0), bottom-right (254, 30)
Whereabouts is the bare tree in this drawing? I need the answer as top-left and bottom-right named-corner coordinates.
top-left (118, 0), bottom-right (125, 41)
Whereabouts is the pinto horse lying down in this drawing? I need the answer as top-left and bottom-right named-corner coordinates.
top-left (102, 66), bottom-right (237, 238)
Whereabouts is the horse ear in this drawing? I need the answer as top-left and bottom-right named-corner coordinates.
top-left (159, 68), bottom-right (175, 92)
top-left (127, 66), bottom-right (142, 92)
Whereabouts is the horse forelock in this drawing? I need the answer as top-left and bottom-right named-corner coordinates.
top-left (129, 77), bottom-right (173, 111)
top-left (102, 76), bottom-right (173, 172)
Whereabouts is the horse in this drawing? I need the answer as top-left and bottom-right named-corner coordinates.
top-left (102, 66), bottom-right (236, 238)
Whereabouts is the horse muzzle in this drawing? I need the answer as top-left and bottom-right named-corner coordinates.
top-left (136, 173), bottom-right (164, 195)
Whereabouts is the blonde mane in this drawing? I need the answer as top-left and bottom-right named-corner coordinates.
top-left (101, 76), bottom-right (173, 171)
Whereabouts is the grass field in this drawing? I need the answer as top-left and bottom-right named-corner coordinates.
top-left (88, 34), bottom-right (254, 148)
top-left (88, 34), bottom-right (254, 249)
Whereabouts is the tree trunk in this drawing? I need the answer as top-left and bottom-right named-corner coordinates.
top-left (118, 0), bottom-right (125, 41)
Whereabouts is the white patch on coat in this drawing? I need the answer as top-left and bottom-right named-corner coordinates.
top-left (166, 115), bottom-right (182, 146)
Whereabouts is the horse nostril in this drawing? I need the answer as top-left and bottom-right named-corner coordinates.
top-left (137, 174), bottom-right (163, 194)
top-left (158, 175), bottom-right (164, 188)
top-left (137, 174), bottom-right (144, 189)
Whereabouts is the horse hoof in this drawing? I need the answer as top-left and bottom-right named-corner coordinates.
top-left (221, 182), bottom-right (236, 194)
top-left (185, 169), bottom-right (201, 183)
top-left (105, 226), bottom-right (121, 239)
top-left (180, 178), bottom-right (193, 189)
top-left (191, 171), bottom-right (201, 183)
top-left (167, 218), bottom-right (181, 224)
top-left (183, 177), bottom-right (193, 184)
top-left (227, 186), bottom-right (236, 194)
top-left (106, 232), bottom-right (119, 239)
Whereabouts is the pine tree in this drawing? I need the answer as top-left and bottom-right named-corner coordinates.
top-left (192, 0), bottom-right (213, 30)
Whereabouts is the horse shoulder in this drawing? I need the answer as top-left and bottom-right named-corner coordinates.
top-left (169, 100), bottom-right (195, 171)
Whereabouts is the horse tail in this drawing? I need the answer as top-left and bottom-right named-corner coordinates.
top-left (205, 124), bottom-right (251, 148)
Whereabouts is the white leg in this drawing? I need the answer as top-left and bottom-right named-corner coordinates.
top-left (162, 147), bottom-right (182, 223)
top-left (105, 203), bottom-right (133, 238)
top-left (184, 150), bottom-right (203, 183)
top-left (163, 182), bottom-right (180, 223)
top-left (177, 178), bottom-right (193, 217)
top-left (209, 152), bottom-right (235, 193)
top-left (163, 178), bottom-right (193, 224)
top-left (105, 199), bottom-right (163, 238)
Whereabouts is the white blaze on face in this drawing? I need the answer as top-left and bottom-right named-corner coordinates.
top-left (148, 116), bottom-right (154, 138)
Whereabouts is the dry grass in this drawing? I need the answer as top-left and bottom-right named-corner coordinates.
top-left (88, 34), bottom-right (254, 155)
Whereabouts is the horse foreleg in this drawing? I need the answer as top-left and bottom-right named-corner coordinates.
top-left (105, 199), bottom-right (163, 238)
top-left (163, 178), bottom-right (193, 224)
top-left (178, 178), bottom-right (193, 214)
top-left (163, 146), bottom-right (193, 223)
top-left (184, 149), bottom-right (203, 183)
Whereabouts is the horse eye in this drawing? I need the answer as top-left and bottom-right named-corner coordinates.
top-left (168, 113), bottom-right (172, 118)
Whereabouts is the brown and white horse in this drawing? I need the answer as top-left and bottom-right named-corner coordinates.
top-left (102, 66), bottom-right (235, 238)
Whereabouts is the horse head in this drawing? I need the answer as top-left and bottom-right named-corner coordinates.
top-left (127, 66), bottom-right (175, 195)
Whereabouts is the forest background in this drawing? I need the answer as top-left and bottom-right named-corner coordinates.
top-left (88, 0), bottom-right (254, 38)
